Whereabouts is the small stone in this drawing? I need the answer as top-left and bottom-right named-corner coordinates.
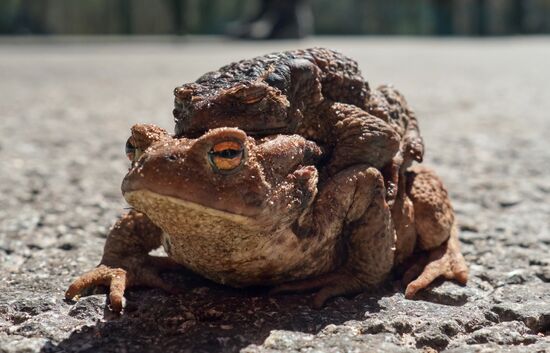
top-left (491, 283), bottom-right (550, 332)
top-left (497, 193), bottom-right (522, 208)
top-left (201, 308), bottom-right (223, 321)
top-left (177, 320), bottom-right (196, 333)
top-left (415, 328), bottom-right (449, 350)
top-left (465, 321), bottom-right (537, 345)
top-left (415, 280), bottom-right (474, 305)
top-left (536, 266), bottom-right (550, 282)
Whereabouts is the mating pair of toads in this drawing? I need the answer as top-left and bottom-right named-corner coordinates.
top-left (66, 48), bottom-right (468, 312)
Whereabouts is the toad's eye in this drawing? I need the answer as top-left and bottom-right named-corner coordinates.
top-left (125, 139), bottom-right (142, 162)
top-left (208, 141), bottom-right (245, 174)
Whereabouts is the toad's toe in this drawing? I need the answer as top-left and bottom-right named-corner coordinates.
top-left (66, 265), bottom-right (129, 312)
top-left (404, 238), bottom-right (468, 299)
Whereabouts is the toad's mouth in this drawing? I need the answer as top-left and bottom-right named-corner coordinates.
top-left (123, 189), bottom-right (258, 228)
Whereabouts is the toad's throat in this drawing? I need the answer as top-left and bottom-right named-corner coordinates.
top-left (122, 190), bottom-right (290, 286)
top-left (123, 189), bottom-right (267, 262)
top-left (123, 189), bottom-right (259, 231)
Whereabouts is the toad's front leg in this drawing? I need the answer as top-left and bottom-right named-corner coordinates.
top-left (65, 210), bottom-right (182, 312)
top-left (272, 166), bottom-right (395, 307)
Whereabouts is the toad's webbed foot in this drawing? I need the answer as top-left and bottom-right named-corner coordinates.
top-left (65, 255), bottom-right (183, 312)
top-left (403, 228), bottom-right (468, 298)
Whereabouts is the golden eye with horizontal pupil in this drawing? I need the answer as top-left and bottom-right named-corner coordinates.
top-left (208, 141), bottom-right (245, 173)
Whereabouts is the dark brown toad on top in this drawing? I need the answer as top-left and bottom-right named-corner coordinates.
top-left (66, 124), bottom-right (468, 312)
top-left (173, 48), bottom-right (423, 201)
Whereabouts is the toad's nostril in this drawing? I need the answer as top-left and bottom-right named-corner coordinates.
top-left (166, 154), bottom-right (178, 161)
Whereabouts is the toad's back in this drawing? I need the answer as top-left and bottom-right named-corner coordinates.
top-left (194, 47), bottom-right (368, 104)
top-left (173, 48), bottom-right (371, 136)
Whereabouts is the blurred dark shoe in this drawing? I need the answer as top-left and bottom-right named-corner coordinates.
top-left (225, 0), bottom-right (313, 40)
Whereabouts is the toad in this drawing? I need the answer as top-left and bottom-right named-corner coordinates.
top-left (172, 48), bottom-right (424, 201)
top-left (66, 124), bottom-right (468, 312)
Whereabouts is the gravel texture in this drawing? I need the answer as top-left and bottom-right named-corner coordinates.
top-left (1, 37), bottom-right (549, 353)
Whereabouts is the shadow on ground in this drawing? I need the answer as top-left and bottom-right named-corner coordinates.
top-left (40, 270), bottom-right (388, 353)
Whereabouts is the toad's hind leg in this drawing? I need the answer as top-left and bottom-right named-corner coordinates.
top-left (403, 166), bottom-right (468, 298)
top-left (271, 166), bottom-right (395, 307)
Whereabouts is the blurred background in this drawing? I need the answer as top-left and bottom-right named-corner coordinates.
top-left (1, 0), bottom-right (550, 38)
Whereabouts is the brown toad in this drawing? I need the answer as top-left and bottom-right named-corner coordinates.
top-left (173, 48), bottom-right (424, 201)
top-left (66, 124), bottom-right (467, 312)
